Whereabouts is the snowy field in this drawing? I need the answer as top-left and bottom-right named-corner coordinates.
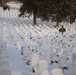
top-left (0, 3), bottom-right (75, 75)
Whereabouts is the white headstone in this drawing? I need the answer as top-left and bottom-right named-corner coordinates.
top-left (50, 68), bottom-right (63, 75)
top-left (38, 60), bottom-right (48, 75)
top-left (42, 71), bottom-right (49, 75)
top-left (31, 53), bottom-right (39, 70)
top-left (44, 50), bottom-right (50, 63)
top-left (21, 46), bottom-right (25, 55)
top-left (72, 61), bottom-right (76, 75)
top-left (63, 50), bottom-right (68, 56)
top-left (50, 52), bottom-right (57, 61)
top-left (22, 47), bottom-right (29, 58)
top-left (59, 53), bottom-right (67, 68)
top-left (16, 41), bottom-right (21, 49)
top-left (26, 50), bottom-right (32, 61)
top-left (73, 47), bottom-right (76, 53)
top-left (73, 53), bottom-right (76, 62)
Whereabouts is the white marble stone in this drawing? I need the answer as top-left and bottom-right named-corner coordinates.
top-left (42, 71), bottom-right (49, 75)
top-left (31, 53), bottom-right (39, 71)
top-left (38, 60), bottom-right (48, 75)
top-left (50, 68), bottom-right (63, 75)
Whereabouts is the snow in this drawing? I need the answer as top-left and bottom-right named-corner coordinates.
top-left (0, 2), bottom-right (74, 75)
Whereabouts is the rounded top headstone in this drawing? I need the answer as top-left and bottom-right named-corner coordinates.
top-left (50, 68), bottom-right (63, 75)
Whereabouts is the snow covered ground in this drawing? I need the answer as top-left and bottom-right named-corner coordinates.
top-left (0, 2), bottom-right (75, 75)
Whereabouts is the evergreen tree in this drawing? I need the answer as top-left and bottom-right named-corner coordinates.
top-left (19, 0), bottom-right (37, 25)
top-left (70, 0), bottom-right (76, 24)
top-left (48, 0), bottom-right (72, 27)
top-left (1, 0), bottom-right (76, 26)
top-left (19, 0), bottom-right (51, 25)
top-left (18, 0), bottom-right (76, 27)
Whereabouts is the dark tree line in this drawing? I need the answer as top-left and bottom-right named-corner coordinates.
top-left (19, 0), bottom-right (76, 27)
top-left (0, 0), bottom-right (76, 27)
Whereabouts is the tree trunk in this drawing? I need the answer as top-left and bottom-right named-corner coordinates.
top-left (56, 3), bottom-right (60, 28)
top-left (33, 10), bottom-right (36, 26)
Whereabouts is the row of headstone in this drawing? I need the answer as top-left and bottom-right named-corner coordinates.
top-left (72, 60), bottom-right (76, 75)
top-left (73, 47), bottom-right (76, 63)
top-left (17, 24), bottom-right (58, 54)
top-left (58, 51), bottom-right (68, 68)
top-left (21, 38), bottom-right (69, 70)
top-left (21, 46), bottom-right (32, 62)
top-left (10, 23), bottom-right (73, 75)
top-left (10, 28), bottom-right (21, 49)
top-left (30, 53), bottom-right (64, 75)
top-left (0, 41), bottom-right (11, 75)
top-left (72, 46), bottom-right (76, 75)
